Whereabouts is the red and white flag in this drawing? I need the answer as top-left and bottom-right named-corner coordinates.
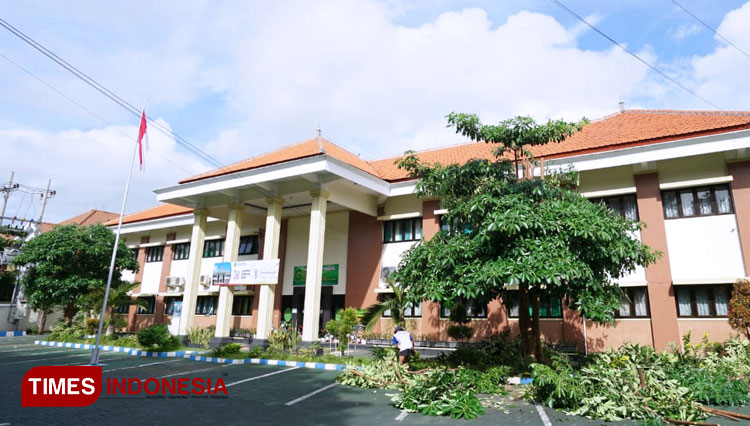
top-left (137, 109), bottom-right (149, 172)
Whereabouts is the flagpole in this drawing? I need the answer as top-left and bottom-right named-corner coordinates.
top-left (89, 104), bottom-right (144, 365)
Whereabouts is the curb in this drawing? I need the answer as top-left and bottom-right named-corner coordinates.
top-left (35, 340), bottom-right (202, 358)
top-left (0, 331), bottom-right (26, 337)
top-left (36, 340), bottom-right (346, 371)
top-left (182, 354), bottom-right (345, 371)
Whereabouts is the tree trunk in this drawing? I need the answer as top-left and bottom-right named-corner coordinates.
top-left (531, 291), bottom-right (544, 363)
top-left (64, 302), bottom-right (77, 325)
top-left (518, 283), bottom-right (532, 357)
top-left (36, 310), bottom-right (47, 334)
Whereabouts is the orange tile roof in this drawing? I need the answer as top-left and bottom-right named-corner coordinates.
top-left (59, 209), bottom-right (119, 227)
top-left (179, 138), bottom-right (379, 184)
top-left (121, 109), bottom-right (750, 224)
top-left (104, 203), bottom-right (193, 226)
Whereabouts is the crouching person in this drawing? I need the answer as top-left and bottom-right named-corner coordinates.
top-left (392, 325), bottom-right (414, 365)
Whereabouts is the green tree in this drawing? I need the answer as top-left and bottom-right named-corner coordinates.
top-left (326, 307), bottom-right (360, 356)
top-left (729, 279), bottom-right (750, 339)
top-left (12, 224), bottom-right (138, 329)
top-left (79, 280), bottom-right (147, 334)
top-left (392, 114), bottom-right (657, 362)
top-left (360, 279), bottom-right (409, 332)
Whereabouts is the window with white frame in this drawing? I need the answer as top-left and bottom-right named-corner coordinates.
top-left (380, 294), bottom-right (422, 318)
top-left (675, 284), bottom-right (731, 317)
top-left (662, 184), bottom-right (733, 219)
top-left (505, 292), bottom-right (562, 318)
top-left (203, 240), bottom-right (224, 258)
top-left (136, 296), bottom-right (156, 314)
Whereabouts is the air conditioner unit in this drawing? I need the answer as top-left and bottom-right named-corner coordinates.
top-left (199, 275), bottom-right (212, 287)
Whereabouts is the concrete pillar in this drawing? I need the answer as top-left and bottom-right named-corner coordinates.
top-left (420, 200), bottom-right (442, 340)
top-left (302, 190), bottom-right (329, 342)
top-left (256, 196), bottom-right (284, 340)
top-left (214, 204), bottom-right (245, 342)
top-left (728, 161), bottom-right (750, 276)
top-left (635, 173), bottom-right (680, 350)
top-left (178, 208), bottom-right (208, 335)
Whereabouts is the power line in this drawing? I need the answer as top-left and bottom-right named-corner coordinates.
top-left (547, 0), bottom-right (725, 111)
top-left (0, 49), bottom-right (202, 178)
top-left (0, 17), bottom-right (242, 179)
top-left (667, 0), bottom-right (750, 62)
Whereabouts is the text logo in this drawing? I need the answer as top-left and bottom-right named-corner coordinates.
top-left (22, 366), bottom-right (102, 407)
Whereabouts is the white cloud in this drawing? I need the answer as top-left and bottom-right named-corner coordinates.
top-left (1, 120), bottom-right (209, 222)
top-left (669, 23), bottom-right (702, 41)
top-left (689, 1), bottom-right (750, 110)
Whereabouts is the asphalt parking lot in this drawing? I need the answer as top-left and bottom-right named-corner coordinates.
top-left (2, 335), bottom-right (749, 426)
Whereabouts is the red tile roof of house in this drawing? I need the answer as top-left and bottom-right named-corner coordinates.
top-left (104, 203), bottom-right (193, 226)
top-left (117, 109), bottom-right (750, 224)
top-left (179, 138), bottom-right (379, 184)
top-left (37, 209), bottom-right (119, 233)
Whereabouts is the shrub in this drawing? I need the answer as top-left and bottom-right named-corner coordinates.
top-left (447, 325), bottom-right (474, 340)
top-left (211, 343), bottom-right (242, 357)
top-left (729, 279), bottom-right (750, 339)
top-left (49, 321), bottom-right (85, 341)
top-left (447, 302), bottom-right (474, 341)
top-left (268, 325), bottom-right (302, 352)
top-left (325, 307), bottom-right (360, 355)
top-left (107, 317), bottom-right (128, 333)
top-left (229, 327), bottom-right (255, 338)
top-left (245, 346), bottom-right (264, 358)
top-left (137, 324), bottom-right (172, 349)
top-left (186, 326), bottom-right (214, 349)
top-left (85, 318), bottom-right (100, 335)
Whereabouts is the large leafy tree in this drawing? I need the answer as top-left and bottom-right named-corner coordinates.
top-left (13, 224), bottom-right (138, 328)
top-left (392, 114), bottom-right (657, 361)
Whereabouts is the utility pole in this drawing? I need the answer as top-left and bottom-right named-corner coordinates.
top-left (0, 171), bottom-right (15, 227)
top-left (37, 179), bottom-right (51, 224)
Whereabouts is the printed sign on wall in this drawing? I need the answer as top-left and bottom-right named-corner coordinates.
top-left (292, 264), bottom-right (339, 286)
top-left (213, 259), bottom-right (280, 285)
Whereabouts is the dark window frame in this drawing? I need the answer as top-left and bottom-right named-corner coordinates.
top-left (172, 243), bottom-right (190, 260)
top-left (203, 240), bottom-right (225, 258)
top-left (662, 184), bottom-right (734, 219)
top-left (136, 296), bottom-right (156, 315)
top-left (439, 298), bottom-right (488, 319)
top-left (145, 246), bottom-right (164, 263)
top-left (112, 304), bottom-right (130, 314)
top-left (380, 294), bottom-right (422, 318)
top-left (164, 296), bottom-right (182, 315)
top-left (383, 218), bottom-right (423, 243)
top-left (238, 235), bottom-right (259, 256)
top-left (195, 295), bottom-right (218, 315)
top-left (675, 284), bottom-right (732, 318)
top-left (505, 292), bottom-right (563, 319)
top-left (589, 194), bottom-right (639, 221)
top-left (614, 287), bottom-right (651, 318)
top-left (232, 295), bottom-right (254, 316)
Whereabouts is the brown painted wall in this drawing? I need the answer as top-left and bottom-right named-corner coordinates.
top-left (127, 236), bottom-right (150, 330)
top-left (635, 173), bottom-right (680, 350)
top-left (154, 233), bottom-right (176, 324)
top-left (678, 319), bottom-right (735, 344)
top-left (345, 211), bottom-right (381, 309)
top-left (419, 200), bottom-right (442, 339)
top-left (728, 161), bottom-right (750, 276)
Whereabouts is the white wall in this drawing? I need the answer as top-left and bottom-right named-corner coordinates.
top-left (617, 230), bottom-right (647, 286)
top-left (665, 215), bottom-right (746, 282)
top-left (282, 211), bottom-right (349, 296)
top-left (379, 240), bottom-right (418, 289)
top-left (139, 260), bottom-right (162, 294)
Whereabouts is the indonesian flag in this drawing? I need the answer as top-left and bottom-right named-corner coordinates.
top-left (137, 109), bottom-right (149, 172)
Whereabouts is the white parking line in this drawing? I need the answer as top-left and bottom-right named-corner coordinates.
top-left (157, 364), bottom-right (232, 379)
top-left (225, 366), bottom-right (299, 388)
top-left (15, 349), bottom-right (82, 356)
top-left (104, 359), bottom-right (182, 373)
top-left (395, 411), bottom-right (408, 421)
top-left (0, 354), bottom-right (87, 365)
top-left (284, 382), bottom-right (338, 406)
top-left (534, 403), bottom-right (552, 426)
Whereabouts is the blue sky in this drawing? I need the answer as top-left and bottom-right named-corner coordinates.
top-left (2, 0), bottom-right (750, 222)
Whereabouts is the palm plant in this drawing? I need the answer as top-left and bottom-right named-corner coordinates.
top-left (83, 281), bottom-right (148, 334)
top-left (361, 279), bottom-right (409, 332)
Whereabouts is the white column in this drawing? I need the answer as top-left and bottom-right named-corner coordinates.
top-left (214, 203), bottom-right (244, 339)
top-left (178, 208), bottom-right (208, 335)
top-left (302, 190), bottom-right (328, 342)
top-left (256, 196), bottom-right (284, 340)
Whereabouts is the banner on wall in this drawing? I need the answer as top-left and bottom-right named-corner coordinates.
top-left (213, 259), bottom-right (280, 285)
top-left (292, 264), bottom-right (338, 286)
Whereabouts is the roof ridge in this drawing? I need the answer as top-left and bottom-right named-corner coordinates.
top-left (623, 109), bottom-right (750, 116)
